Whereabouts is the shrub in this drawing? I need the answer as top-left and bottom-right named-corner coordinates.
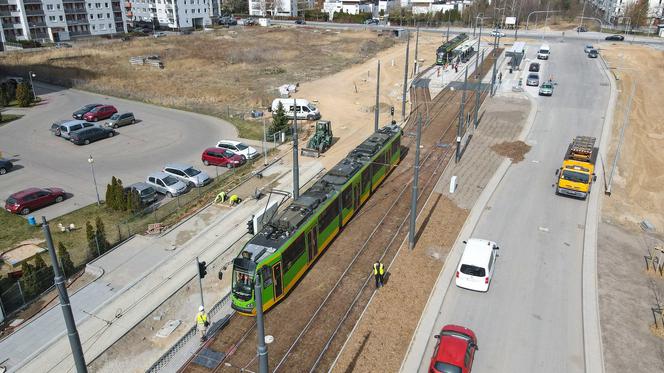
top-left (270, 101), bottom-right (289, 136)
top-left (15, 82), bottom-right (32, 107)
top-left (57, 242), bottom-right (76, 277)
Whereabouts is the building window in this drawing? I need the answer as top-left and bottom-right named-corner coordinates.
top-left (96, 3), bottom-right (101, 8)
top-left (97, 14), bottom-right (102, 18)
top-left (57, 4), bottom-right (61, 9)
top-left (92, 25), bottom-right (96, 30)
top-left (101, 24), bottom-right (105, 30)
top-left (105, 2), bottom-right (109, 7)
top-left (46, 4), bottom-right (53, 10)
top-left (59, 15), bottom-right (63, 21)
top-left (88, 3), bottom-right (92, 8)
top-left (107, 13), bottom-right (111, 18)
top-left (109, 23), bottom-right (112, 28)
top-left (90, 14), bottom-right (94, 19)
top-left (49, 16), bottom-right (55, 21)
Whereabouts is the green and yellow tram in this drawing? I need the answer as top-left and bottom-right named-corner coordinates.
top-left (231, 124), bottom-right (402, 315)
top-left (436, 33), bottom-right (469, 65)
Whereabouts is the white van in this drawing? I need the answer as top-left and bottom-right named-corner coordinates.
top-left (271, 98), bottom-right (321, 121)
top-left (455, 238), bottom-right (499, 292)
top-left (537, 44), bottom-right (550, 60)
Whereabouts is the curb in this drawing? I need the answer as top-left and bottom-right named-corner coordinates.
top-left (581, 53), bottom-right (615, 373)
top-left (400, 93), bottom-right (539, 372)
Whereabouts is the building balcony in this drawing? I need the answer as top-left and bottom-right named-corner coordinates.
top-left (69, 30), bottom-right (91, 36)
top-left (66, 18), bottom-right (89, 25)
top-left (0, 11), bottom-right (10, 17)
top-left (64, 7), bottom-right (87, 14)
top-left (112, 5), bottom-right (121, 11)
top-left (28, 21), bottom-right (46, 27)
top-left (62, 0), bottom-right (86, 3)
top-left (23, 0), bottom-right (43, 3)
top-left (114, 15), bottom-right (123, 22)
top-left (25, 9), bottom-right (45, 16)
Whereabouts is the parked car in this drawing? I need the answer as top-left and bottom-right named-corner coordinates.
top-left (70, 126), bottom-right (116, 145)
top-left (584, 44), bottom-right (594, 53)
top-left (294, 19), bottom-right (306, 25)
top-left (124, 182), bottom-right (158, 205)
top-left (163, 163), bottom-right (211, 187)
top-left (364, 18), bottom-right (380, 25)
top-left (605, 34), bottom-right (624, 41)
top-left (526, 73), bottom-right (540, 87)
top-left (153, 32), bottom-right (167, 38)
top-left (218, 17), bottom-right (237, 26)
top-left (490, 30), bottom-right (505, 37)
top-left (105, 112), bottom-right (136, 128)
top-left (216, 140), bottom-right (259, 160)
top-left (50, 119), bottom-right (71, 136)
top-left (73, 103), bottom-right (103, 119)
top-left (429, 324), bottom-right (478, 373)
top-left (539, 81), bottom-right (554, 96)
top-left (5, 187), bottom-right (66, 215)
top-left (58, 120), bottom-right (98, 139)
top-left (588, 49), bottom-right (599, 58)
top-left (55, 42), bottom-right (72, 48)
top-left (0, 158), bottom-right (13, 175)
top-left (146, 172), bottom-right (188, 197)
top-left (83, 105), bottom-right (117, 122)
top-left (576, 26), bottom-right (588, 32)
top-left (202, 147), bottom-right (245, 168)
top-left (455, 238), bottom-right (499, 292)
top-left (528, 62), bottom-right (540, 72)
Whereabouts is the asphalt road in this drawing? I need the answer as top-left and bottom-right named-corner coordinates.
top-left (0, 83), bottom-right (239, 219)
top-left (417, 40), bottom-right (610, 371)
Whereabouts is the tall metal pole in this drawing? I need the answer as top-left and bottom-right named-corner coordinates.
top-left (374, 60), bottom-right (380, 132)
top-left (88, 156), bottom-right (100, 206)
top-left (474, 51), bottom-right (484, 129)
top-left (475, 18), bottom-right (483, 76)
top-left (491, 50), bottom-right (498, 96)
top-left (446, 11), bottom-right (451, 42)
top-left (28, 71), bottom-right (36, 100)
top-left (196, 257), bottom-right (205, 309)
top-left (255, 279), bottom-right (269, 373)
top-left (262, 116), bottom-right (268, 166)
top-left (401, 31), bottom-right (410, 123)
top-left (41, 217), bottom-right (88, 373)
top-left (408, 114), bottom-right (422, 250)
top-left (413, 27), bottom-right (420, 77)
top-left (456, 67), bottom-right (468, 163)
top-left (292, 99), bottom-right (299, 200)
top-left (542, 0), bottom-right (550, 41)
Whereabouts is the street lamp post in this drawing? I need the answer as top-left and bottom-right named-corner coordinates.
top-left (28, 71), bottom-right (36, 100)
top-left (88, 156), bottom-right (101, 206)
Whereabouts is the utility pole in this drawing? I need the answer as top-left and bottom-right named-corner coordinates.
top-left (292, 98), bottom-right (299, 200)
top-left (196, 257), bottom-right (205, 309)
top-left (255, 279), bottom-right (269, 373)
top-left (262, 116), bottom-right (268, 166)
top-left (474, 51), bottom-right (484, 129)
top-left (408, 114), bottom-right (422, 250)
top-left (401, 31), bottom-right (410, 123)
top-left (475, 17), bottom-right (483, 77)
top-left (456, 66), bottom-right (468, 163)
top-left (41, 217), bottom-right (88, 373)
top-left (413, 27), bottom-right (420, 77)
top-left (491, 51), bottom-right (498, 96)
top-left (374, 60), bottom-right (380, 132)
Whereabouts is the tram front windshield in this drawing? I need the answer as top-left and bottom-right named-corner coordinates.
top-left (232, 268), bottom-right (254, 300)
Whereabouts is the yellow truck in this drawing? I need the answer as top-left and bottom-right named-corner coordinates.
top-left (555, 136), bottom-right (598, 199)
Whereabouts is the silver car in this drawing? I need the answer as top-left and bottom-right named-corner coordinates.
top-left (584, 45), bottom-right (594, 53)
top-left (105, 112), bottom-right (135, 128)
top-left (58, 120), bottom-right (98, 139)
top-left (526, 73), bottom-right (540, 87)
top-left (146, 172), bottom-right (188, 197)
top-left (162, 163), bottom-right (211, 187)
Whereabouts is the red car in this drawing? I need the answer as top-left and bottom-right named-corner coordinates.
top-left (429, 325), bottom-right (478, 373)
top-left (5, 187), bottom-right (67, 215)
top-left (83, 105), bottom-right (117, 122)
top-left (202, 147), bottom-right (245, 168)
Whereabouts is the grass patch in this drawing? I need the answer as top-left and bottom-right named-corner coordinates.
top-left (0, 211), bottom-right (42, 254)
top-left (0, 114), bottom-right (22, 126)
top-left (228, 116), bottom-right (268, 140)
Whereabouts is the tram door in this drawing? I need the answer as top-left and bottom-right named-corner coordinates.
top-left (353, 182), bottom-right (360, 210)
top-left (307, 227), bottom-right (318, 263)
top-left (273, 263), bottom-right (283, 298)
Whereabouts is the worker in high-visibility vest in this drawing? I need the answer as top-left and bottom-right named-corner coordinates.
top-left (229, 194), bottom-right (242, 206)
top-left (373, 261), bottom-right (385, 288)
top-left (214, 191), bottom-right (227, 204)
top-left (196, 305), bottom-right (209, 341)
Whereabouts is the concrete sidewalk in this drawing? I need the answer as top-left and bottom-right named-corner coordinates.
top-left (3, 158), bottom-right (323, 372)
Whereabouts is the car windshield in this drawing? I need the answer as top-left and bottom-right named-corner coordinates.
top-left (541, 84), bottom-right (552, 89)
top-left (184, 167), bottom-right (201, 176)
top-left (6, 197), bottom-right (17, 205)
top-left (224, 150), bottom-right (235, 158)
top-left (307, 104), bottom-right (317, 111)
top-left (110, 113), bottom-right (120, 120)
top-left (235, 143), bottom-right (248, 151)
top-left (140, 188), bottom-right (154, 196)
top-left (460, 264), bottom-right (486, 277)
top-left (433, 362), bottom-right (462, 373)
top-left (539, 49), bottom-right (549, 54)
top-left (528, 74), bottom-right (538, 79)
top-left (232, 269), bottom-right (254, 299)
top-left (562, 170), bottom-right (590, 183)
top-left (162, 175), bottom-right (180, 186)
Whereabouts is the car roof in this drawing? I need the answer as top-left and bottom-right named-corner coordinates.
top-left (460, 238), bottom-right (496, 267)
top-left (127, 182), bottom-right (153, 190)
top-left (148, 171), bottom-right (171, 179)
top-left (218, 140), bottom-right (241, 146)
top-left (11, 187), bottom-right (44, 198)
top-left (528, 73), bottom-right (539, 77)
top-left (435, 328), bottom-right (472, 367)
top-left (164, 162), bottom-right (194, 170)
top-left (205, 147), bottom-right (230, 153)
top-left (61, 120), bottom-right (88, 127)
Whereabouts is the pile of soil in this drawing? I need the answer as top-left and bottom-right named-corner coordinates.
top-left (490, 140), bottom-right (531, 163)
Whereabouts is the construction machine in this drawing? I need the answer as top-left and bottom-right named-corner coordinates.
top-left (301, 120), bottom-right (333, 158)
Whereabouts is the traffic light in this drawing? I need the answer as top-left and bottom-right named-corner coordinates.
top-left (247, 218), bottom-right (255, 235)
top-left (198, 260), bottom-right (207, 279)
top-left (390, 106), bottom-right (394, 116)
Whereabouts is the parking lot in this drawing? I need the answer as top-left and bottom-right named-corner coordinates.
top-left (0, 82), bottom-right (255, 219)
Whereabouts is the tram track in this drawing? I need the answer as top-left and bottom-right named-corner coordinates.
top-left (184, 51), bottom-right (502, 373)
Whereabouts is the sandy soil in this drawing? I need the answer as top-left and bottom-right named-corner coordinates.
top-left (599, 44), bottom-right (664, 233)
top-left (297, 31), bottom-right (443, 170)
top-left (490, 140), bottom-right (531, 163)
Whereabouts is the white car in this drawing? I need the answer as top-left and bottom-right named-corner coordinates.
top-left (163, 163), bottom-right (211, 187)
top-left (455, 238), bottom-right (499, 292)
top-left (490, 30), bottom-right (505, 37)
top-left (584, 45), bottom-right (594, 53)
top-left (216, 140), bottom-right (259, 160)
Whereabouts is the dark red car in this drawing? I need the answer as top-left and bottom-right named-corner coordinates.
top-left (429, 325), bottom-right (478, 373)
top-left (5, 187), bottom-right (67, 215)
top-left (202, 147), bottom-right (245, 168)
top-left (83, 105), bottom-right (117, 122)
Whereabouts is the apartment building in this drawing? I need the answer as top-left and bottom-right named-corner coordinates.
top-left (249, 0), bottom-right (315, 17)
top-left (0, 0), bottom-right (126, 44)
top-left (590, 0), bottom-right (664, 24)
top-left (127, 0), bottom-right (211, 29)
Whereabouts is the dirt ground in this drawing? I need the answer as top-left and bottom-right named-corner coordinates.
top-left (594, 43), bottom-right (664, 373)
top-left (490, 140), bottom-right (531, 163)
top-left (599, 44), bottom-right (664, 233)
top-left (0, 27), bottom-right (395, 138)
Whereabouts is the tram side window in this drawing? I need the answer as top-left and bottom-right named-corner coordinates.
top-left (391, 140), bottom-right (399, 159)
top-left (261, 266), bottom-right (273, 288)
top-left (282, 234), bottom-right (306, 272)
top-left (361, 167), bottom-right (371, 191)
top-left (371, 151), bottom-right (384, 175)
top-left (341, 186), bottom-right (353, 211)
top-left (318, 199), bottom-right (340, 232)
